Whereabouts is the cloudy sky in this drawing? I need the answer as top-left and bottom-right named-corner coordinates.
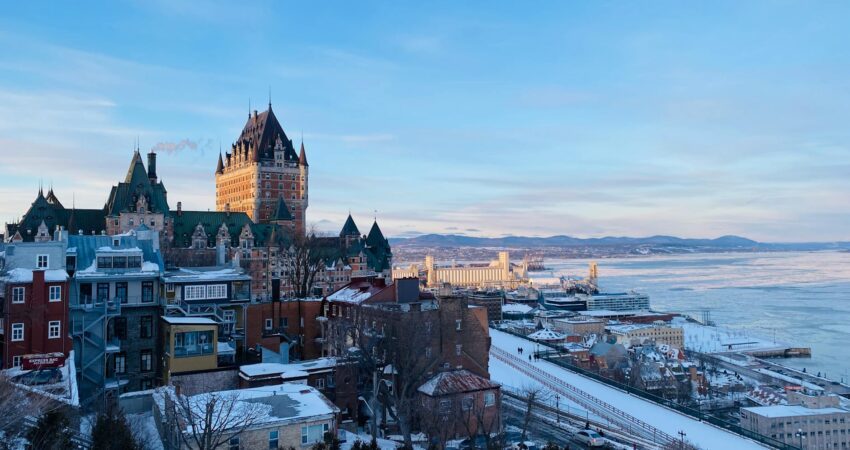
top-left (1, 1), bottom-right (848, 242)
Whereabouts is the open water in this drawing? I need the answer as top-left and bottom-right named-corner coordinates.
top-left (540, 251), bottom-right (850, 382)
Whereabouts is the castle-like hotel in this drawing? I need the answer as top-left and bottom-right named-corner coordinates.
top-left (5, 103), bottom-right (392, 299)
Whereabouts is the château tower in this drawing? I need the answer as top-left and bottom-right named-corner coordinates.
top-left (215, 103), bottom-right (308, 235)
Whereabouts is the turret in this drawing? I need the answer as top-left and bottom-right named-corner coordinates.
top-left (216, 152), bottom-right (224, 175)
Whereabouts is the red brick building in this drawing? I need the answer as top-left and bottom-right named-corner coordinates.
top-left (244, 299), bottom-right (326, 361)
top-left (1, 267), bottom-right (72, 369)
top-left (417, 370), bottom-right (502, 443)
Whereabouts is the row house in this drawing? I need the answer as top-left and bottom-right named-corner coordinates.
top-left (0, 237), bottom-right (72, 369)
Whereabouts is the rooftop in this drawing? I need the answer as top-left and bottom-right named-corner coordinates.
top-left (163, 267), bottom-right (251, 283)
top-left (418, 369), bottom-right (500, 396)
top-left (743, 405), bottom-right (849, 418)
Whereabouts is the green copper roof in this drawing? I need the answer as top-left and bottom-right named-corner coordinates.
top-left (269, 197), bottom-right (293, 221)
top-left (170, 210), bottom-right (252, 248)
top-left (340, 214), bottom-right (360, 237)
top-left (105, 152), bottom-right (169, 216)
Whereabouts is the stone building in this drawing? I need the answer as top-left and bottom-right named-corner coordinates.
top-left (606, 322), bottom-right (684, 349)
top-left (741, 391), bottom-right (850, 450)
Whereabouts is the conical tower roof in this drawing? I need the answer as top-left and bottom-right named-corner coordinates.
top-left (340, 214), bottom-right (360, 237)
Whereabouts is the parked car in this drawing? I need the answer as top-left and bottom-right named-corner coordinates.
top-left (574, 429), bottom-right (605, 447)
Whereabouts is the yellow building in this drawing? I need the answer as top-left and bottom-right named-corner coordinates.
top-left (606, 321), bottom-right (684, 349)
top-left (161, 316), bottom-right (219, 384)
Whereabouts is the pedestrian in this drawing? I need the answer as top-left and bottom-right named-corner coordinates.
top-left (529, 354), bottom-right (532, 362)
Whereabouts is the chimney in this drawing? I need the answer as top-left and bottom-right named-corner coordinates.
top-left (147, 151), bottom-right (158, 183)
top-left (253, 110), bottom-right (258, 119)
top-left (176, 201), bottom-right (182, 216)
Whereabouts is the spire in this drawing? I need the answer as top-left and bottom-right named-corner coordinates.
top-left (38, 180), bottom-right (44, 198)
top-left (216, 152), bottom-right (224, 174)
top-left (268, 86), bottom-right (272, 109)
top-left (299, 141), bottom-right (309, 166)
top-left (366, 219), bottom-right (386, 248)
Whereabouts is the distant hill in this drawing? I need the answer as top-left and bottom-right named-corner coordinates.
top-left (389, 234), bottom-right (762, 248)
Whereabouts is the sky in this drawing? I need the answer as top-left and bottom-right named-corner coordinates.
top-left (1, 1), bottom-right (849, 242)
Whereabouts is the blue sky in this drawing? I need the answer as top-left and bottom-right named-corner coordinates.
top-left (1, 1), bottom-right (848, 241)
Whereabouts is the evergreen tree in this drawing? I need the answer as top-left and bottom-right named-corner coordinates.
top-left (91, 407), bottom-right (140, 450)
top-left (26, 410), bottom-right (74, 450)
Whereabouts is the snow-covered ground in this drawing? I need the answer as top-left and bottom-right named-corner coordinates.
top-left (678, 320), bottom-right (791, 354)
top-left (489, 329), bottom-right (769, 450)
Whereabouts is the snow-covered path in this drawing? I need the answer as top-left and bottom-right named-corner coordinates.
top-left (488, 329), bottom-right (769, 450)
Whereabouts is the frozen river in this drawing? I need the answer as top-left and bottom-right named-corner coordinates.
top-left (535, 251), bottom-right (850, 382)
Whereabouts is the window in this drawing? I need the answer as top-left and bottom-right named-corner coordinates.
top-left (279, 317), bottom-right (288, 329)
top-left (113, 238), bottom-right (120, 246)
top-left (439, 400), bottom-right (452, 413)
top-left (12, 356), bottom-right (22, 368)
top-left (49, 285), bottom-right (62, 302)
top-left (114, 317), bottom-right (127, 339)
top-left (484, 392), bottom-right (496, 407)
top-left (114, 353), bottom-right (126, 374)
top-left (455, 319), bottom-right (462, 331)
top-left (268, 430), bottom-right (278, 449)
top-left (11, 323), bottom-right (24, 342)
top-left (116, 282), bottom-right (128, 304)
top-left (456, 344), bottom-right (462, 356)
top-left (184, 285), bottom-right (206, 300)
top-left (316, 378), bottom-right (325, 389)
top-left (140, 316), bottom-right (153, 338)
top-left (462, 396), bottom-right (474, 410)
top-left (265, 319), bottom-right (273, 330)
top-left (113, 256), bottom-right (127, 269)
top-left (140, 378), bottom-right (154, 390)
top-left (129, 256), bottom-right (142, 268)
top-left (97, 283), bottom-right (110, 302)
top-left (48, 321), bottom-right (61, 339)
top-left (301, 424), bottom-right (326, 445)
top-left (174, 330), bottom-right (214, 357)
top-left (141, 350), bottom-right (152, 372)
top-left (12, 287), bottom-right (24, 304)
top-left (425, 347), bottom-right (432, 358)
top-left (166, 283), bottom-right (175, 293)
top-left (206, 284), bottom-right (227, 299)
top-left (36, 254), bottom-right (48, 269)
top-left (142, 281), bottom-right (154, 303)
top-left (97, 256), bottom-right (113, 269)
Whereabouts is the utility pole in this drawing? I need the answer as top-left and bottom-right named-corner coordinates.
top-left (678, 430), bottom-right (687, 449)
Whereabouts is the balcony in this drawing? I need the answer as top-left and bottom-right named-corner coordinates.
top-left (72, 296), bottom-right (123, 316)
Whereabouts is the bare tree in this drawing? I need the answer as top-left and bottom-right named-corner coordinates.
top-left (378, 314), bottom-right (440, 448)
top-left (457, 391), bottom-right (502, 450)
top-left (158, 386), bottom-right (269, 450)
top-left (284, 227), bottom-right (337, 298)
top-left (0, 373), bottom-right (61, 445)
top-left (517, 385), bottom-right (549, 442)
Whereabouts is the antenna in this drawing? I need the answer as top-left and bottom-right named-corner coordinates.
top-left (268, 85), bottom-right (272, 107)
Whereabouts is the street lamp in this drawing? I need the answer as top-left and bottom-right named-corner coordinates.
top-left (796, 429), bottom-right (806, 449)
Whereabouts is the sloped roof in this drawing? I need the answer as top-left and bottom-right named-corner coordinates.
top-left (69, 232), bottom-right (164, 275)
top-left (417, 370), bottom-right (500, 396)
top-left (169, 210), bottom-right (252, 248)
top-left (7, 190), bottom-right (106, 241)
top-left (269, 197), bottom-right (293, 221)
top-left (340, 214), bottom-right (360, 237)
top-left (236, 106), bottom-right (299, 162)
top-left (105, 152), bottom-right (169, 216)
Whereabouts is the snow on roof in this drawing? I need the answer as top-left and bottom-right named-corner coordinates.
top-left (743, 405), bottom-right (849, 418)
top-left (163, 267), bottom-right (250, 282)
top-left (161, 316), bottom-right (217, 325)
top-left (502, 303), bottom-right (533, 314)
top-left (156, 383), bottom-right (339, 433)
top-left (217, 341), bottom-right (235, 354)
top-left (4, 268), bottom-right (68, 283)
top-left (528, 328), bottom-right (566, 341)
top-left (327, 286), bottom-right (375, 304)
top-left (417, 369), bottom-right (500, 396)
top-left (240, 358), bottom-right (337, 379)
top-left (97, 246), bottom-right (142, 253)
